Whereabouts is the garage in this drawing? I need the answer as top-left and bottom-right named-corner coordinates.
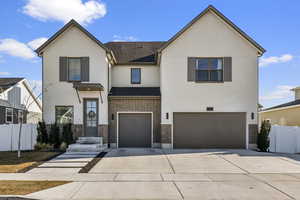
top-left (173, 112), bottom-right (246, 149)
top-left (118, 113), bottom-right (152, 148)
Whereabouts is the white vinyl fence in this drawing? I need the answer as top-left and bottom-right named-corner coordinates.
top-left (0, 124), bottom-right (37, 151)
top-left (269, 125), bottom-right (300, 154)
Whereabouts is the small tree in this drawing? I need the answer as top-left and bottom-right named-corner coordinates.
top-left (62, 123), bottom-right (73, 145)
top-left (49, 123), bottom-right (60, 149)
top-left (37, 121), bottom-right (48, 144)
top-left (257, 120), bottom-right (271, 152)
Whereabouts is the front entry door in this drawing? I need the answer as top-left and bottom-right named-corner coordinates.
top-left (84, 99), bottom-right (98, 137)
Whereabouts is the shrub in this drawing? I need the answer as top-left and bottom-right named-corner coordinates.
top-left (34, 143), bottom-right (53, 151)
top-left (37, 121), bottom-right (48, 144)
top-left (49, 123), bottom-right (61, 149)
top-left (62, 123), bottom-right (74, 145)
top-left (60, 142), bottom-right (68, 152)
top-left (257, 120), bottom-right (271, 152)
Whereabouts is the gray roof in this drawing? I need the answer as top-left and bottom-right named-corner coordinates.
top-left (0, 78), bottom-right (24, 93)
top-left (109, 87), bottom-right (161, 96)
top-left (263, 100), bottom-right (300, 111)
top-left (105, 42), bottom-right (166, 65)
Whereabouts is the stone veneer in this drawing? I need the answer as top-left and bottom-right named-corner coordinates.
top-left (248, 124), bottom-right (258, 144)
top-left (108, 97), bottom-right (161, 146)
top-left (98, 124), bottom-right (108, 144)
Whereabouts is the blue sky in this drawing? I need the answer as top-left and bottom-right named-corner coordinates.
top-left (0, 0), bottom-right (299, 108)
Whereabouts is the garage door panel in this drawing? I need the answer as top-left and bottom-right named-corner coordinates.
top-left (119, 113), bottom-right (151, 148)
top-left (174, 113), bottom-right (246, 149)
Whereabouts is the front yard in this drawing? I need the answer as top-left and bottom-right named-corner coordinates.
top-left (0, 180), bottom-right (70, 195)
top-left (0, 151), bottom-right (61, 173)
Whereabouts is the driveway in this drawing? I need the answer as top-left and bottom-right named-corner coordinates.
top-left (24, 148), bottom-right (300, 200)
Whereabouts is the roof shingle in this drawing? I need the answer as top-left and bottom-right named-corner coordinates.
top-left (109, 87), bottom-right (161, 96)
top-left (0, 78), bottom-right (23, 93)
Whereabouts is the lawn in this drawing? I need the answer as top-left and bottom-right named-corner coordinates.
top-left (0, 181), bottom-right (70, 195)
top-left (0, 151), bottom-right (61, 173)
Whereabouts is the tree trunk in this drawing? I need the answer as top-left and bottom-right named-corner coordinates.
top-left (18, 122), bottom-right (23, 158)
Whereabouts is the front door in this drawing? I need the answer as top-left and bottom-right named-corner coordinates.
top-left (84, 99), bottom-right (98, 137)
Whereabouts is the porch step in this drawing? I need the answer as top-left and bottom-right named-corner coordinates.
top-left (77, 137), bottom-right (102, 144)
top-left (67, 143), bottom-right (103, 152)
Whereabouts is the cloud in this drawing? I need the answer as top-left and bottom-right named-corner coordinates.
top-left (0, 37), bottom-right (47, 60)
top-left (0, 39), bottom-right (36, 59)
top-left (259, 54), bottom-right (293, 67)
top-left (113, 35), bottom-right (138, 42)
top-left (260, 85), bottom-right (295, 101)
top-left (23, 0), bottom-right (106, 25)
top-left (0, 72), bottom-right (10, 76)
top-left (27, 37), bottom-right (48, 50)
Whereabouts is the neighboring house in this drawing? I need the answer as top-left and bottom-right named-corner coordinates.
top-left (0, 78), bottom-right (42, 124)
top-left (36, 5), bottom-right (265, 149)
top-left (260, 87), bottom-right (300, 126)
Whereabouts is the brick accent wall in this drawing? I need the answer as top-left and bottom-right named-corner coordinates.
top-left (72, 124), bottom-right (83, 139)
top-left (161, 124), bottom-right (172, 144)
top-left (108, 97), bottom-right (161, 145)
top-left (98, 124), bottom-right (108, 144)
top-left (248, 124), bottom-right (258, 144)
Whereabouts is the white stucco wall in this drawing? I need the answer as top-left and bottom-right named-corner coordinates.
top-left (111, 65), bottom-right (160, 87)
top-left (160, 11), bottom-right (259, 145)
top-left (42, 26), bottom-right (109, 125)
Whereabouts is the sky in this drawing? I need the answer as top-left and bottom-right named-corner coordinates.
top-left (0, 0), bottom-right (299, 108)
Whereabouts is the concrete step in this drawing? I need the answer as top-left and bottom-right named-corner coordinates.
top-left (77, 137), bottom-right (102, 144)
top-left (67, 143), bottom-right (104, 152)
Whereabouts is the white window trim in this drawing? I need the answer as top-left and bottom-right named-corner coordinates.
top-left (5, 108), bottom-right (13, 124)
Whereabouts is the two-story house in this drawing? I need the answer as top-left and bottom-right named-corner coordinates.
top-left (36, 5), bottom-right (265, 149)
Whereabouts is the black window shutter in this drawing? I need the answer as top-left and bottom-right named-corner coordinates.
top-left (59, 57), bottom-right (68, 81)
top-left (81, 57), bottom-right (89, 82)
top-left (187, 57), bottom-right (196, 81)
top-left (224, 57), bottom-right (232, 82)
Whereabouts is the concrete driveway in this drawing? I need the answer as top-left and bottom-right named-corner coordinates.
top-left (25, 148), bottom-right (300, 200)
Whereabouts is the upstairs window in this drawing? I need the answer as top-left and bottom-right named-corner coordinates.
top-left (68, 58), bottom-right (81, 81)
top-left (131, 68), bottom-right (141, 84)
top-left (55, 106), bottom-right (73, 124)
top-left (196, 58), bottom-right (223, 82)
top-left (6, 108), bottom-right (13, 124)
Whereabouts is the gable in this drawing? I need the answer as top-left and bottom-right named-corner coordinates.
top-left (159, 5), bottom-right (265, 55)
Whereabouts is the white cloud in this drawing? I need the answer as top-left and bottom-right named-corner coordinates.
top-left (259, 54), bottom-right (293, 67)
top-left (27, 37), bottom-right (48, 50)
top-left (0, 72), bottom-right (10, 76)
top-left (0, 39), bottom-right (36, 59)
top-left (260, 85), bottom-right (295, 101)
top-left (113, 35), bottom-right (138, 42)
top-left (0, 37), bottom-right (47, 60)
top-left (23, 0), bottom-right (107, 25)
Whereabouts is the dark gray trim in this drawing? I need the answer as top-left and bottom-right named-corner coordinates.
top-left (59, 57), bottom-right (68, 82)
top-left (223, 57), bottom-right (232, 82)
top-left (158, 5), bottom-right (266, 55)
top-left (187, 57), bottom-right (196, 81)
top-left (36, 19), bottom-right (111, 55)
top-left (131, 68), bottom-right (141, 84)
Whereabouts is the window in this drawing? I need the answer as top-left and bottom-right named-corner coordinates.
top-left (18, 110), bottom-right (23, 124)
top-left (196, 58), bottom-right (223, 82)
top-left (131, 68), bottom-right (141, 84)
top-left (6, 108), bottom-right (13, 124)
top-left (55, 106), bottom-right (73, 124)
top-left (68, 58), bottom-right (81, 81)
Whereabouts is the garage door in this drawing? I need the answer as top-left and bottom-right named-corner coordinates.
top-left (119, 113), bottom-right (151, 148)
top-left (173, 112), bottom-right (246, 149)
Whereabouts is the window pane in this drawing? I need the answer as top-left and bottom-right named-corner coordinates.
top-left (68, 58), bottom-right (81, 81)
top-left (196, 70), bottom-right (209, 81)
top-left (131, 68), bottom-right (141, 84)
top-left (210, 70), bottom-right (223, 81)
top-left (56, 106), bottom-right (73, 124)
top-left (197, 59), bottom-right (209, 70)
top-left (211, 58), bottom-right (223, 70)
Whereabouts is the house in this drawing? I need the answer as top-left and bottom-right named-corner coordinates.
top-left (260, 87), bottom-right (300, 126)
top-left (0, 78), bottom-right (42, 124)
top-left (36, 5), bottom-right (265, 149)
